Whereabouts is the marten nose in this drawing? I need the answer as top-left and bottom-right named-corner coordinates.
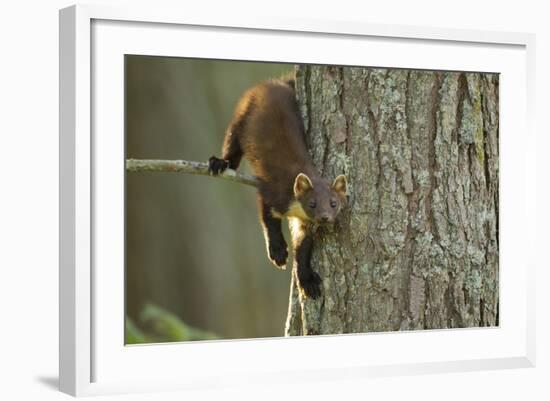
top-left (321, 215), bottom-right (330, 223)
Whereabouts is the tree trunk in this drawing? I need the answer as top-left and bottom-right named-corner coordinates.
top-left (285, 66), bottom-right (499, 336)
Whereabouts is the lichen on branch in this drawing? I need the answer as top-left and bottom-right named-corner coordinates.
top-left (125, 158), bottom-right (260, 188)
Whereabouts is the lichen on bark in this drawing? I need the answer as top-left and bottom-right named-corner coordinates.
top-left (285, 66), bottom-right (499, 336)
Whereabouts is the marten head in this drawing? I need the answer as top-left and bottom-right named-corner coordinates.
top-left (293, 173), bottom-right (347, 224)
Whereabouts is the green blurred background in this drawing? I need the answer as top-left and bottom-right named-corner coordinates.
top-left (125, 56), bottom-right (294, 344)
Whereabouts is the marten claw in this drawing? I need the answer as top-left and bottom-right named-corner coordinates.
top-left (299, 271), bottom-right (322, 299)
top-left (208, 156), bottom-right (229, 175)
top-left (268, 243), bottom-right (288, 270)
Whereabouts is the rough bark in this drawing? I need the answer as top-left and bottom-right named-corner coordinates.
top-left (285, 66), bottom-right (499, 336)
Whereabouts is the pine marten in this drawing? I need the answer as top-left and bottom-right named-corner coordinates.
top-left (208, 77), bottom-right (347, 299)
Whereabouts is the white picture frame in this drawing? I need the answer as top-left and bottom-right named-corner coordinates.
top-left (59, 4), bottom-right (536, 397)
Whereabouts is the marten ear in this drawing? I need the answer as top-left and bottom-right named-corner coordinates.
top-left (294, 173), bottom-right (314, 197)
top-left (332, 175), bottom-right (347, 197)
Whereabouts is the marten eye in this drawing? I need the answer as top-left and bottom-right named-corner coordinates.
top-left (309, 200), bottom-right (317, 209)
top-left (330, 200), bottom-right (337, 208)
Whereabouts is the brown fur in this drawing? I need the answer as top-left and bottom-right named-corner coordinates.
top-left (233, 80), bottom-right (315, 212)
top-left (224, 79), bottom-right (345, 217)
top-left (208, 77), bottom-right (347, 299)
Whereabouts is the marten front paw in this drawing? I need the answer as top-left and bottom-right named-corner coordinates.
top-left (208, 156), bottom-right (229, 175)
top-left (268, 242), bottom-right (288, 270)
top-left (298, 270), bottom-right (322, 299)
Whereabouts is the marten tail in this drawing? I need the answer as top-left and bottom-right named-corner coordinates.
top-left (279, 71), bottom-right (296, 90)
top-left (282, 77), bottom-right (295, 90)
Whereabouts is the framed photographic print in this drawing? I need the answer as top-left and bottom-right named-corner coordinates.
top-left (59, 4), bottom-right (536, 397)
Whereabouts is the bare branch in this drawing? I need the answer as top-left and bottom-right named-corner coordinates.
top-left (125, 159), bottom-right (260, 188)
